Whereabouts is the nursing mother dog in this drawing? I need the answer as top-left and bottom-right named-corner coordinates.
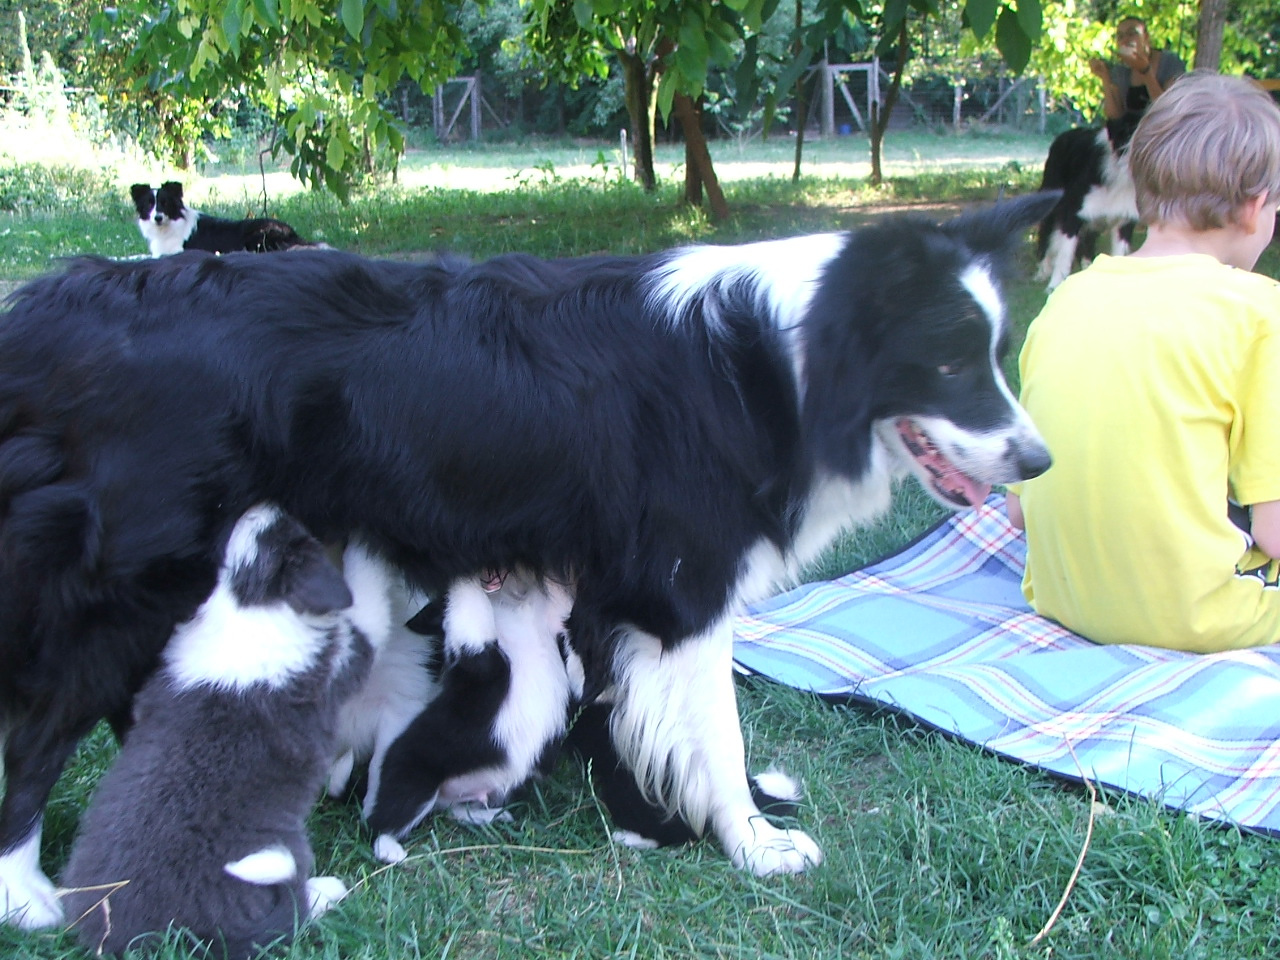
top-left (0, 191), bottom-right (1056, 928)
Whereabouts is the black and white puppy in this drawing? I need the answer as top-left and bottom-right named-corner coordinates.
top-left (130, 181), bottom-right (318, 257)
top-left (60, 505), bottom-right (380, 958)
top-left (1034, 115), bottom-right (1140, 290)
top-left (362, 572), bottom-right (581, 863)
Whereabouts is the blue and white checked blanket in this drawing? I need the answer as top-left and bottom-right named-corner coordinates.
top-left (734, 496), bottom-right (1280, 834)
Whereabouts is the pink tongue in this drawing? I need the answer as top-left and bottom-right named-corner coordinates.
top-left (933, 463), bottom-right (990, 508)
top-left (895, 418), bottom-right (991, 507)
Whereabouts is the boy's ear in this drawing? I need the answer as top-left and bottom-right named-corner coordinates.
top-left (1240, 192), bottom-right (1271, 234)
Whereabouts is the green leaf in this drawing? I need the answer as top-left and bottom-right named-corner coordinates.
top-left (1015, 0), bottom-right (1042, 42)
top-left (656, 70), bottom-right (676, 122)
top-left (252, 0), bottom-right (280, 29)
top-left (963, 0), bottom-right (998, 40)
top-left (326, 133), bottom-right (348, 172)
top-left (222, 1), bottom-right (242, 54)
top-left (995, 5), bottom-right (1032, 74)
top-left (341, 0), bottom-right (364, 40)
top-left (881, 0), bottom-right (910, 35)
top-left (572, 0), bottom-right (594, 29)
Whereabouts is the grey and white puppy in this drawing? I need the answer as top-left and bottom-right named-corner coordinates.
top-left (61, 504), bottom-right (384, 959)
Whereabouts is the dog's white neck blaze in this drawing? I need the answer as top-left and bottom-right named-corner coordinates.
top-left (647, 234), bottom-right (846, 390)
top-left (164, 503), bottom-right (331, 691)
top-left (164, 590), bottom-right (330, 691)
top-left (648, 234), bottom-right (845, 327)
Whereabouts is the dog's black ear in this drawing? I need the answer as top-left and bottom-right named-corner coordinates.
top-left (129, 183), bottom-right (152, 203)
top-left (282, 544), bottom-right (353, 616)
top-left (945, 189), bottom-right (1063, 255)
top-left (159, 180), bottom-right (184, 201)
top-left (405, 600), bottom-right (445, 636)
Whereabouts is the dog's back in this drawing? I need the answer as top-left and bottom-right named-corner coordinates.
top-left (61, 503), bottom-right (371, 958)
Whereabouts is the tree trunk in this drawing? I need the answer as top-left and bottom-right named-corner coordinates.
top-left (1193, 0), bottom-right (1228, 71)
top-left (869, 22), bottom-right (910, 187)
top-left (619, 50), bottom-right (656, 191)
top-left (672, 91), bottom-right (729, 222)
top-left (791, 0), bottom-right (808, 183)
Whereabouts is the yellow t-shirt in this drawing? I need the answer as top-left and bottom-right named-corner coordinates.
top-left (1016, 254), bottom-right (1280, 652)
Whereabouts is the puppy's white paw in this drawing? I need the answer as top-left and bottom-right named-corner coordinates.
top-left (726, 823), bottom-right (822, 876)
top-left (610, 830), bottom-right (660, 850)
top-left (373, 834), bottom-right (408, 864)
top-left (0, 871), bottom-right (64, 930)
top-left (305, 876), bottom-right (348, 917)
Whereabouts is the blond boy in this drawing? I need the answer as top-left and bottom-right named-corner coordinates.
top-left (1008, 72), bottom-right (1280, 652)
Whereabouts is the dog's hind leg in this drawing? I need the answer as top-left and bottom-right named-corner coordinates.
top-left (0, 720), bottom-right (94, 928)
top-left (608, 618), bottom-right (822, 875)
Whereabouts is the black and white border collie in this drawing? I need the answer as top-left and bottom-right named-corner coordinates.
top-left (0, 191), bottom-right (1057, 928)
top-left (130, 181), bottom-right (319, 258)
top-left (59, 505), bottom-right (382, 957)
top-left (1035, 116), bottom-right (1141, 290)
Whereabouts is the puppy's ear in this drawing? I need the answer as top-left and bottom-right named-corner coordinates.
top-left (129, 183), bottom-right (152, 203)
top-left (160, 180), bottom-right (184, 201)
top-left (283, 544), bottom-right (353, 616)
top-left (405, 600), bottom-right (445, 636)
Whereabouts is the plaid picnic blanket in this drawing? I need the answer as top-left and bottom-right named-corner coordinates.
top-left (733, 496), bottom-right (1280, 834)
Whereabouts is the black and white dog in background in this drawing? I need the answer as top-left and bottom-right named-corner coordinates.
top-left (130, 181), bottom-right (321, 257)
top-left (59, 505), bottom-right (385, 957)
top-left (0, 191), bottom-right (1057, 928)
top-left (1035, 116), bottom-right (1141, 290)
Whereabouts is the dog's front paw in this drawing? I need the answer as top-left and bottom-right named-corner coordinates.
top-left (305, 876), bottom-right (348, 917)
top-left (373, 834), bottom-right (408, 864)
top-left (725, 823), bottom-right (822, 876)
top-left (0, 868), bottom-right (64, 930)
top-left (610, 830), bottom-right (660, 850)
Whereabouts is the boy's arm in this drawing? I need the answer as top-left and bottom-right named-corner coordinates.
top-left (1006, 491), bottom-right (1025, 530)
top-left (1249, 500), bottom-right (1280, 559)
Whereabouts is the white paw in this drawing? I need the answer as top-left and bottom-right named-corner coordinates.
top-left (305, 876), bottom-right (348, 917)
top-left (726, 824), bottom-right (822, 876)
top-left (448, 803), bottom-right (512, 826)
top-left (0, 871), bottom-right (64, 930)
top-left (373, 834), bottom-right (408, 864)
top-left (610, 830), bottom-right (660, 850)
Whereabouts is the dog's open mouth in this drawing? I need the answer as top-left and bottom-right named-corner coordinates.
top-left (896, 418), bottom-right (990, 508)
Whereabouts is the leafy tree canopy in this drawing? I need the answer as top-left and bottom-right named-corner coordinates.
top-left (91, 0), bottom-right (472, 194)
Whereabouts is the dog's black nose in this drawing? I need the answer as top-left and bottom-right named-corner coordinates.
top-left (154, 214), bottom-right (163, 223)
top-left (1013, 442), bottom-right (1052, 481)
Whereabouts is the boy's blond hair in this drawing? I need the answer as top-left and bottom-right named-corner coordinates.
top-left (1129, 70), bottom-right (1280, 230)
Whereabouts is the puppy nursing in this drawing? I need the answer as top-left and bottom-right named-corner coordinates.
top-left (361, 572), bottom-right (582, 864)
top-left (60, 505), bottom-right (380, 958)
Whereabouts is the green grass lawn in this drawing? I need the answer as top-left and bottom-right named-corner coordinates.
top-left (3, 137), bottom-right (1280, 960)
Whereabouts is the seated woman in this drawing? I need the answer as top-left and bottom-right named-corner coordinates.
top-left (1088, 16), bottom-right (1186, 127)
